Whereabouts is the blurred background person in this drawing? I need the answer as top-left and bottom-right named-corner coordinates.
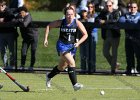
top-left (79, 6), bottom-right (88, 74)
top-left (87, 2), bottom-right (98, 74)
top-left (0, 0), bottom-right (18, 70)
top-left (79, 2), bottom-right (98, 74)
top-left (16, 6), bottom-right (39, 71)
top-left (95, 0), bottom-right (121, 74)
top-left (119, 2), bottom-right (140, 75)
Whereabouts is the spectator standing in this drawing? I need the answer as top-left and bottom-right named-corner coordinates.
top-left (119, 2), bottom-right (140, 75)
top-left (44, 7), bottom-right (88, 91)
top-left (79, 2), bottom-right (98, 74)
top-left (87, 2), bottom-right (98, 73)
top-left (1, 0), bottom-right (24, 69)
top-left (0, 0), bottom-right (8, 67)
top-left (0, 0), bottom-right (18, 70)
top-left (16, 6), bottom-right (39, 71)
top-left (95, 0), bottom-right (121, 74)
top-left (79, 7), bottom-right (88, 74)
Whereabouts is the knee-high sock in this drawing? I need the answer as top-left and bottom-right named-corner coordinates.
top-left (68, 67), bottom-right (77, 85)
top-left (48, 66), bottom-right (60, 78)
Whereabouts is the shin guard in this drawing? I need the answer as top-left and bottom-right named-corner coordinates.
top-left (48, 66), bottom-right (60, 78)
top-left (68, 67), bottom-right (77, 85)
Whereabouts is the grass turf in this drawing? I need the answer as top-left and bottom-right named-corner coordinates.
top-left (0, 72), bottom-right (140, 100)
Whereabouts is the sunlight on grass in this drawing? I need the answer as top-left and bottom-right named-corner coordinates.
top-left (0, 73), bottom-right (140, 100)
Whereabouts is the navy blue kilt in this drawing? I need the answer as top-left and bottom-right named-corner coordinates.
top-left (56, 40), bottom-right (76, 56)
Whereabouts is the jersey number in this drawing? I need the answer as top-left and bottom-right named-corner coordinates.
top-left (67, 33), bottom-right (71, 41)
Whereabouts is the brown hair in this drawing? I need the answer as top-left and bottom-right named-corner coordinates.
top-left (87, 2), bottom-right (95, 17)
top-left (63, 6), bottom-right (76, 16)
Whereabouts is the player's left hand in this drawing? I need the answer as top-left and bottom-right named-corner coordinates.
top-left (74, 42), bottom-right (79, 48)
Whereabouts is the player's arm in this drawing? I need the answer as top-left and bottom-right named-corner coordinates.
top-left (44, 20), bottom-right (62, 47)
top-left (75, 19), bottom-right (88, 47)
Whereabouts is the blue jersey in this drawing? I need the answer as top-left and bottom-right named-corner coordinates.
top-left (59, 18), bottom-right (78, 44)
top-left (57, 19), bottom-right (78, 55)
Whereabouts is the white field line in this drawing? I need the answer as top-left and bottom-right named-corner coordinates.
top-left (37, 86), bottom-right (133, 91)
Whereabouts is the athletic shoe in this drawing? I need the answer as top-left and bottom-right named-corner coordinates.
top-left (0, 84), bottom-right (3, 89)
top-left (46, 73), bottom-right (51, 88)
top-left (73, 83), bottom-right (83, 91)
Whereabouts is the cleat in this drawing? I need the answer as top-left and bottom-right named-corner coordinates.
top-left (73, 83), bottom-right (83, 91)
top-left (46, 73), bottom-right (51, 88)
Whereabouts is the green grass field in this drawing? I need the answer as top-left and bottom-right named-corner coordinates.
top-left (0, 72), bottom-right (140, 100)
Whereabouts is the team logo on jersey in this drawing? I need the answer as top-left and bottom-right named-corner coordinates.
top-left (61, 28), bottom-right (76, 33)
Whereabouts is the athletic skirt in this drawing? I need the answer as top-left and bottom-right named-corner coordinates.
top-left (56, 40), bottom-right (76, 56)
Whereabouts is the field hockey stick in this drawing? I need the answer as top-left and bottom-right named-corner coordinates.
top-left (63, 45), bottom-right (75, 56)
top-left (0, 67), bottom-right (29, 92)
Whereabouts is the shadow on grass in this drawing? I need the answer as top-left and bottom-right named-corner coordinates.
top-left (0, 90), bottom-right (26, 93)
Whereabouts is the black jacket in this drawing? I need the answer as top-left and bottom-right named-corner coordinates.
top-left (95, 9), bottom-right (121, 40)
top-left (17, 13), bottom-right (39, 41)
top-left (0, 8), bottom-right (18, 37)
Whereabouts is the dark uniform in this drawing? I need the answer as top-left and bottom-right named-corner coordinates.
top-left (56, 18), bottom-right (77, 55)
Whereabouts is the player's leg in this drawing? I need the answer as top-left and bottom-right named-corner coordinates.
top-left (63, 53), bottom-right (83, 91)
top-left (46, 56), bottom-right (68, 88)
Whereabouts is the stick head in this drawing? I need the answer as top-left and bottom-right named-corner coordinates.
top-left (24, 86), bottom-right (30, 92)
